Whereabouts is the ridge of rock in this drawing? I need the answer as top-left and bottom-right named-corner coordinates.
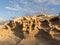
top-left (0, 14), bottom-right (60, 45)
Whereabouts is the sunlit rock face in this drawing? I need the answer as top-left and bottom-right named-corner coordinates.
top-left (0, 14), bottom-right (60, 45)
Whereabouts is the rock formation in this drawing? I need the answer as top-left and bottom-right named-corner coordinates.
top-left (0, 14), bottom-right (60, 45)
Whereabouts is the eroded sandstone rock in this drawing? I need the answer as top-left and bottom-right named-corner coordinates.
top-left (0, 14), bottom-right (60, 45)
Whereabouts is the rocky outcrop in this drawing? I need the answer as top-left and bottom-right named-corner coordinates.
top-left (0, 14), bottom-right (60, 45)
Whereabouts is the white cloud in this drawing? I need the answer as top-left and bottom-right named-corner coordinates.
top-left (5, 4), bottom-right (22, 11)
top-left (34, 0), bottom-right (60, 5)
top-left (49, 0), bottom-right (60, 5)
top-left (6, 7), bottom-right (18, 11)
top-left (0, 18), bottom-right (8, 25)
top-left (5, 0), bottom-right (60, 16)
top-left (20, 0), bottom-right (28, 4)
top-left (0, 18), bottom-right (8, 22)
top-left (34, 0), bottom-right (47, 3)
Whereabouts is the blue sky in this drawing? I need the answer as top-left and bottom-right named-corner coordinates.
top-left (0, 0), bottom-right (60, 20)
